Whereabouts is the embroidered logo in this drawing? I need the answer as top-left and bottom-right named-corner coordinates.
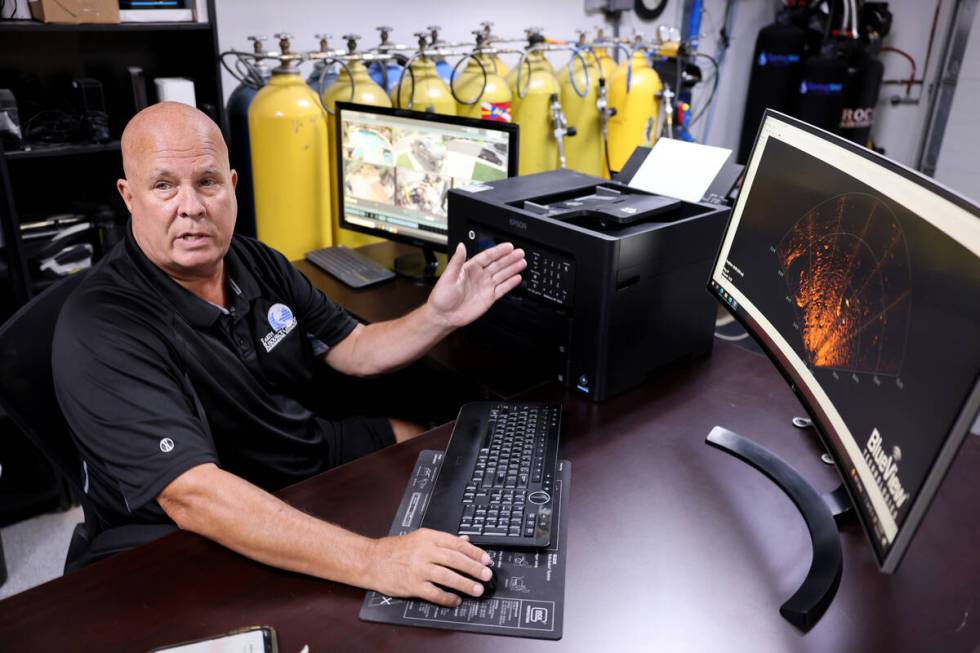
top-left (160, 438), bottom-right (175, 453)
top-left (261, 303), bottom-right (298, 353)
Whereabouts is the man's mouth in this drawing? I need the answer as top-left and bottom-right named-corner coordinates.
top-left (176, 233), bottom-right (211, 245)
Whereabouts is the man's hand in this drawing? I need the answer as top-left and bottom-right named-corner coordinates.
top-left (427, 242), bottom-right (526, 329)
top-left (365, 529), bottom-right (494, 607)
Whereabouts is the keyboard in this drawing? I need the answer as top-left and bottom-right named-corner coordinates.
top-left (420, 401), bottom-right (562, 548)
top-left (305, 246), bottom-right (395, 289)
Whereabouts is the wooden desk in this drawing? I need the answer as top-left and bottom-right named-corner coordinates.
top-left (0, 342), bottom-right (976, 652)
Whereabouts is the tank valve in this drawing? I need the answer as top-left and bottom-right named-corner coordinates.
top-left (343, 34), bottom-right (361, 54)
top-left (314, 33), bottom-right (331, 53)
top-left (274, 32), bottom-right (293, 54)
top-left (550, 93), bottom-right (576, 169)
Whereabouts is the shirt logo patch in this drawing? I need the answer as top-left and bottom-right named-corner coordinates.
top-left (261, 303), bottom-right (299, 353)
top-left (267, 303), bottom-right (295, 330)
top-left (160, 438), bottom-right (175, 453)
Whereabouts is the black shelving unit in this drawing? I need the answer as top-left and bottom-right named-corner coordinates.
top-left (0, 1), bottom-right (226, 528)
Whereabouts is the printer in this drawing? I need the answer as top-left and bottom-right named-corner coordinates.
top-left (448, 169), bottom-right (729, 401)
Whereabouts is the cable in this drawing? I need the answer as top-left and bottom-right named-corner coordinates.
top-left (880, 46), bottom-right (917, 95)
top-left (689, 52), bottom-right (719, 127)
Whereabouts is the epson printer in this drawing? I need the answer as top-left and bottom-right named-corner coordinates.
top-left (448, 168), bottom-right (729, 401)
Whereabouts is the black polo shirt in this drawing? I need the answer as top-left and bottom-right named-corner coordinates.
top-left (53, 227), bottom-right (360, 529)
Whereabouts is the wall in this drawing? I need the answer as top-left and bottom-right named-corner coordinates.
top-left (213, 0), bottom-right (965, 173)
top-left (933, 2), bottom-right (980, 201)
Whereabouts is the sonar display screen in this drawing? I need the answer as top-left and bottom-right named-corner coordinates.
top-left (710, 118), bottom-right (980, 567)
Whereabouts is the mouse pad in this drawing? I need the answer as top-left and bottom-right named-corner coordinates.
top-left (359, 450), bottom-right (570, 640)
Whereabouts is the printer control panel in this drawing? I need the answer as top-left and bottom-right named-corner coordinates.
top-left (465, 227), bottom-right (575, 308)
top-left (525, 250), bottom-right (574, 307)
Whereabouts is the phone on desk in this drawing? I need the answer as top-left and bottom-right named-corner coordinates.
top-left (149, 626), bottom-right (277, 653)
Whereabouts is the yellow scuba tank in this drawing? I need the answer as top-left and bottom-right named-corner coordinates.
top-left (561, 30), bottom-right (604, 177)
top-left (249, 32), bottom-right (331, 260)
top-left (607, 38), bottom-right (662, 173)
top-left (479, 21), bottom-right (509, 76)
top-left (322, 34), bottom-right (392, 248)
top-left (391, 31), bottom-right (456, 115)
top-left (509, 32), bottom-right (561, 174)
top-left (454, 32), bottom-right (512, 122)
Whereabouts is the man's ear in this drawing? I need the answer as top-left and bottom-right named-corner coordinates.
top-left (230, 168), bottom-right (238, 189)
top-left (117, 178), bottom-right (134, 214)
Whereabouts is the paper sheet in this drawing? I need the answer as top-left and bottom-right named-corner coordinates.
top-left (627, 138), bottom-right (733, 203)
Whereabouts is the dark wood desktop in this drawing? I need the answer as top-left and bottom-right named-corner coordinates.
top-left (0, 256), bottom-right (976, 652)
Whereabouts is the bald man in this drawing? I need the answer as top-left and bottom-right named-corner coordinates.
top-left (52, 103), bottom-right (526, 607)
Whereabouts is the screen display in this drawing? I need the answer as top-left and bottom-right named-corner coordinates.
top-left (338, 105), bottom-right (514, 247)
top-left (709, 112), bottom-right (980, 570)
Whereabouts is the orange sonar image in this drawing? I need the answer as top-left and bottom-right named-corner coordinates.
top-left (776, 193), bottom-right (911, 375)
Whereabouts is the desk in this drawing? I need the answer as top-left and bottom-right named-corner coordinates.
top-left (0, 341), bottom-right (976, 652)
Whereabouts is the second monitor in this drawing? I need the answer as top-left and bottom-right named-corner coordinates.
top-left (335, 102), bottom-right (519, 277)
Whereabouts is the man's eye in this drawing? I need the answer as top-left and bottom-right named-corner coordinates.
top-left (200, 178), bottom-right (216, 187)
top-left (154, 182), bottom-right (172, 191)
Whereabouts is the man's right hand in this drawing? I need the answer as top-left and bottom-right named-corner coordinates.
top-left (365, 528), bottom-right (493, 607)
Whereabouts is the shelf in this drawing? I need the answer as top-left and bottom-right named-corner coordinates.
top-left (0, 19), bottom-right (210, 32)
top-left (4, 141), bottom-right (121, 160)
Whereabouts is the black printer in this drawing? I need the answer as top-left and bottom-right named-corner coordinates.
top-left (448, 169), bottom-right (729, 401)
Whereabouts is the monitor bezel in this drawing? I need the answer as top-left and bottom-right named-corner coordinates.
top-left (707, 109), bottom-right (980, 573)
top-left (334, 101), bottom-right (520, 253)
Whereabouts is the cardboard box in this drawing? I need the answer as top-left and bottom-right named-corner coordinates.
top-left (29, 0), bottom-right (120, 24)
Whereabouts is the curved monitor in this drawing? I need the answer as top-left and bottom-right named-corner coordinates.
top-left (708, 110), bottom-right (980, 572)
top-left (335, 102), bottom-right (518, 253)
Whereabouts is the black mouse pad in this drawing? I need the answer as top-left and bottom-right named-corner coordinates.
top-left (359, 450), bottom-right (570, 640)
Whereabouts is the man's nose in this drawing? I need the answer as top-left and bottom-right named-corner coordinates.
top-left (176, 184), bottom-right (206, 218)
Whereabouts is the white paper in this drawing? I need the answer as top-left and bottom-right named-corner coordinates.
top-left (627, 138), bottom-right (732, 203)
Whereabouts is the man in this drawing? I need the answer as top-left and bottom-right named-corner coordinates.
top-left (52, 102), bottom-right (526, 607)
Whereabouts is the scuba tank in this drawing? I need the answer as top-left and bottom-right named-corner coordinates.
top-left (322, 34), bottom-right (392, 248)
top-left (367, 26), bottom-right (405, 93)
top-left (798, 48), bottom-right (847, 134)
top-left (453, 31), bottom-right (512, 122)
top-left (227, 35), bottom-right (271, 239)
top-left (392, 32), bottom-right (456, 115)
top-left (307, 33), bottom-right (338, 95)
top-left (427, 25), bottom-right (454, 83)
top-left (607, 36), bottom-right (663, 174)
top-left (561, 30), bottom-right (603, 177)
top-left (509, 29), bottom-right (562, 174)
top-left (737, 20), bottom-right (806, 163)
top-left (479, 21), bottom-right (509, 76)
top-left (248, 33), bottom-right (331, 259)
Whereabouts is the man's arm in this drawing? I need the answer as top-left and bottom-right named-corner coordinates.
top-left (158, 463), bottom-right (494, 607)
top-left (324, 242), bottom-right (525, 376)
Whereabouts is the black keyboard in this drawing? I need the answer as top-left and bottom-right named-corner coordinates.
top-left (305, 246), bottom-right (395, 289)
top-left (420, 402), bottom-right (562, 548)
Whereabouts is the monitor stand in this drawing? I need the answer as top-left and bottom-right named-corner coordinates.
top-left (393, 245), bottom-right (440, 282)
top-left (705, 425), bottom-right (852, 631)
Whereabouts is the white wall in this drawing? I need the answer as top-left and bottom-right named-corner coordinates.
top-left (213, 0), bottom-right (962, 170)
top-left (933, 4), bottom-right (980, 202)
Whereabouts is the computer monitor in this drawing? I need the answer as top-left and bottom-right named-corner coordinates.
top-left (708, 111), bottom-right (979, 619)
top-left (335, 102), bottom-right (518, 277)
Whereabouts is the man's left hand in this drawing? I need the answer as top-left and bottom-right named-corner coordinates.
top-left (427, 242), bottom-right (526, 329)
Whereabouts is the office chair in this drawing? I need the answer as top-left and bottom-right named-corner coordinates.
top-left (0, 271), bottom-right (175, 573)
